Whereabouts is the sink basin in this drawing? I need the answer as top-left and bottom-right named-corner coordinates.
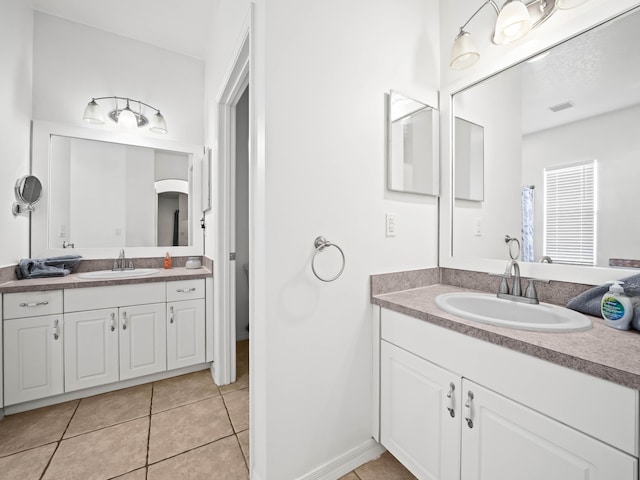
top-left (79, 268), bottom-right (159, 280)
top-left (435, 292), bottom-right (592, 332)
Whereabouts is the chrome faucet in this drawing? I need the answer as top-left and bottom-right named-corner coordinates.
top-left (112, 249), bottom-right (134, 271)
top-left (539, 255), bottom-right (553, 263)
top-left (497, 259), bottom-right (549, 304)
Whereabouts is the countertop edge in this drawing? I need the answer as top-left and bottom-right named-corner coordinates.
top-left (0, 267), bottom-right (212, 294)
top-left (372, 290), bottom-right (640, 391)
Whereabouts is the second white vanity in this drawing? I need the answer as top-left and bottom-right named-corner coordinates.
top-left (1, 268), bottom-right (210, 412)
top-left (372, 281), bottom-right (640, 480)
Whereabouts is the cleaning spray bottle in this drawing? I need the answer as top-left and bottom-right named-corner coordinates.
top-left (601, 281), bottom-right (633, 330)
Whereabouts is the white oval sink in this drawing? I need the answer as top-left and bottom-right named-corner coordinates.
top-left (435, 292), bottom-right (592, 332)
top-left (79, 268), bottom-right (159, 280)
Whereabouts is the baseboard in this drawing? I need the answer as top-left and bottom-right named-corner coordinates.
top-left (4, 363), bottom-right (211, 415)
top-left (295, 438), bottom-right (386, 480)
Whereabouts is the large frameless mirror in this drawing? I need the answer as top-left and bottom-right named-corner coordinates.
top-left (387, 90), bottom-right (439, 196)
top-left (451, 6), bottom-right (640, 268)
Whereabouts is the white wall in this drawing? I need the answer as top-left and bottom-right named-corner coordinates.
top-left (453, 69), bottom-right (522, 260)
top-left (32, 11), bottom-right (205, 145)
top-left (0, 0), bottom-right (33, 266)
top-left (523, 104), bottom-right (640, 267)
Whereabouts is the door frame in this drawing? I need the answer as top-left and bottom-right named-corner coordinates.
top-left (214, 27), bottom-right (249, 387)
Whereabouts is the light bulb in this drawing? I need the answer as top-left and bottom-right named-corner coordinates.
top-left (118, 101), bottom-right (138, 129)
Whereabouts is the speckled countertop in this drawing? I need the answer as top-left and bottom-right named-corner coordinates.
top-left (0, 267), bottom-right (212, 294)
top-left (373, 283), bottom-right (640, 390)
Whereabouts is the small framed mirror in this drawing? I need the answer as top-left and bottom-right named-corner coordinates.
top-left (13, 175), bottom-right (43, 215)
top-left (387, 90), bottom-right (439, 196)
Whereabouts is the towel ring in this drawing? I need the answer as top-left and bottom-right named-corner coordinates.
top-left (312, 236), bottom-right (345, 282)
top-left (505, 235), bottom-right (521, 260)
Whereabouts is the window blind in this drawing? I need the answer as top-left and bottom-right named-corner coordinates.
top-left (543, 160), bottom-right (596, 266)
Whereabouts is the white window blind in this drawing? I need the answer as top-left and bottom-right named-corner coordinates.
top-left (543, 161), bottom-right (596, 266)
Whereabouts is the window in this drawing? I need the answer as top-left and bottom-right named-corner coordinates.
top-left (543, 160), bottom-right (596, 266)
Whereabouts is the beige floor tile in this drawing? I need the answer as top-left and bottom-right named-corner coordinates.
top-left (43, 417), bottom-right (149, 480)
top-left (354, 452), bottom-right (416, 480)
top-left (338, 473), bottom-right (360, 480)
top-left (148, 396), bottom-right (233, 464)
top-left (0, 400), bottom-right (78, 457)
top-left (0, 443), bottom-right (56, 480)
top-left (223, 387), bottom-right (249, 433)
top-left (152, 370), bottom-right (220, 413)
top-left (148, 436), bottom-right (248, 480)
top-left (236, 429), bottom-right (249, 465)
top-left (109, 467), bottom-right (147, 479)
top-left (65, 384), bottom-right (152, 438)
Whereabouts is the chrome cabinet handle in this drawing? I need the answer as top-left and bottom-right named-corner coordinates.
top-left (53, 319), bottom-right (60, 340)
top-left (169, 306), bottom-right (174, 324)
top-left (446, 382), bottom-right (456, 418)
top-left (110, 312), bottom-right (116, 332)
top-left (464, 391), bottom-right (475, 428)
top-left (20, 301), bottom-right (49, 308)
top-left (121, 311), bottom-right (128, 330)
top-left (176, 287), bottom-right (196, 293)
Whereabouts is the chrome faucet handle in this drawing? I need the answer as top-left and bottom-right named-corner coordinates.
top-left (524, 278), bottom-right (551, 302)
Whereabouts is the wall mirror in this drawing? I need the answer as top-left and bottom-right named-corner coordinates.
top-left (450, 6), bottom-right (640, 272)
top-left (387, 90), bottom-right (439, 196)
top-left (31, 121), bottom-right (204, 258)
top-left (454, 117), bottom-right (484, 202)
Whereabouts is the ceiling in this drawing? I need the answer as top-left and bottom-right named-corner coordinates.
top-left (31, 0), bottom-right (213, 60)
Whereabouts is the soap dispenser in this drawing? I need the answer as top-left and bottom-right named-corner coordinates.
top-left (164, 252), bottom-right (172, 270)
top-left (601, 281), bottom-right (633, 330)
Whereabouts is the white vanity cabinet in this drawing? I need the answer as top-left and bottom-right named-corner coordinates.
top-left (379, 308), bottom-right (639, 480)
top-left (64, 283), bottom-right (167, 390)
top-left (380, 341), bottom-right (460, 479)
top-left (166, 280), bottom-right (206, 370)
top-left (3, 291), bottom-right (64, 405)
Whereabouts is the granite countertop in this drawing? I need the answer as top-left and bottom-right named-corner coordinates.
top-left (0, 267), bottom-right (212, 294)
top-left (373, 283), bottom-right (640, 390)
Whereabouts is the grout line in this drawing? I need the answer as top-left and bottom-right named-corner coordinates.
top-left (37, 399), bottom-right (84, 479)
top-left (150, 391), bottom-right (222, 416)
top-left (146, 382), bottom-right (154, 480)
top-left (145, 432), bottom-right (238, 467)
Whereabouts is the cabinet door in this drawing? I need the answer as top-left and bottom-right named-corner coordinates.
top-left (461, 379), bottom-right (638, 480)
top-left (167, 299), bottom-right (205, 370)
top-left (3, 316), bottom-right (63, 405)
top-left (64, 308), bottom-right (119, 392)
top-left (380, 340), bottom-right (461, 480)
top-left (119, 303), bottom-right (167, 380)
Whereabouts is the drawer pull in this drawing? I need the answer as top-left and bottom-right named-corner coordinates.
top-left (464, 391), bottom-right (474, 429)
top-left (446, 382), bottom-right (456, 418)
top-left (176, 287), bottom-right (196, 293)
top-left (53, 319), bottom-right (60, 340)
top-left (110, 312), bottom-right (116, 332)
top-left (122, 311), bottom-right (128, 330)
top-left (20, 301), bottom-right (49, 308)
top-left (169, 306), bottom-right (174, 324)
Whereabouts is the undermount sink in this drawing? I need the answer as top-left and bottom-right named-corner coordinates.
top-left (78, 268), bottom-right (159, 280)
top-left (435, 292), bottom-right (592, 332)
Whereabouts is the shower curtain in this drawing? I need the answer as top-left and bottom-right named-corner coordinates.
top-left (521, 186), bottom-right (535, 262)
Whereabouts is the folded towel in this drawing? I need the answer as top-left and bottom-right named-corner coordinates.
top-left (15, 255), bottom-right (82, 280)
top-left (567, 273), bottom-right (640, 330)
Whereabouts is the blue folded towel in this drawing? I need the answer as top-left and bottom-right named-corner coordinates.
top-left (15, 255), bottom-right (82, 280)
top-left (567, 273), bottom-right (640, 330)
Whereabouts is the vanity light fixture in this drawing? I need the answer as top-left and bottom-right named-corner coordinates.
top-left (82, 96), bottom-right (168, 134)
top-left (450, 0), bottom-right (591, 70)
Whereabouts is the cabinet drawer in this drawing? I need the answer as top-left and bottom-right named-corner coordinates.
top-left (65, 283), bottom-right (165, 312)
top-left (3, 290), bottom-right (63, 319)
top-left (167, 279), bottom-right (205, 302)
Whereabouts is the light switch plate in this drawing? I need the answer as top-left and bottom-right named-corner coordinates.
top-left (386, 213), bottom-right (397, 237)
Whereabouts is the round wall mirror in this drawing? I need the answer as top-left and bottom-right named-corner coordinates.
top-left (13, 175), bottom-right (43, 216)
top-left (15, 175), bottom-right (42, 205)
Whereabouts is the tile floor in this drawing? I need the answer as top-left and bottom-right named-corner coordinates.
top-left (0, 340), bottom-right (414, 479)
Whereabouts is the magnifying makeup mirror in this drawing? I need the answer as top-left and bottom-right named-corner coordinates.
top-left (13, 175), bottom-right (43, 216)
